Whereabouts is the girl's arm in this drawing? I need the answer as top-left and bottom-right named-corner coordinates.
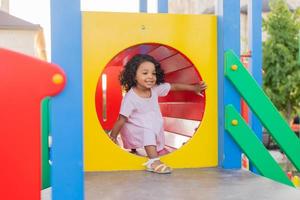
top-left (109, 114), bottom-right (127, 143)
top-left (170, 81), bottom-right (207, 93)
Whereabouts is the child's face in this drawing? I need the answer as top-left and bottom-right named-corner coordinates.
top-left (135, 61), bottom-right (157, 89)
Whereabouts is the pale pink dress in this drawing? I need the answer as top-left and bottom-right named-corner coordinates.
top-left (119, 83), bottom-right (171, 151)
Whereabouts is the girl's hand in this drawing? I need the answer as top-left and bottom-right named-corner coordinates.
top-left (194, 81), bottom-right (207, 94)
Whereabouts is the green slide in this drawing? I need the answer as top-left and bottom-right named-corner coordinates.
top-left (224, 50), bottom-right (300, 185)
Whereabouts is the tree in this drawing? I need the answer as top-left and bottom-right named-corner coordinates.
top-left (263, 0), bottom-right (300, 122)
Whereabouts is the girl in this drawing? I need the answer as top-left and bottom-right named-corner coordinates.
top-left (109, 54), bottom-right (207, 174)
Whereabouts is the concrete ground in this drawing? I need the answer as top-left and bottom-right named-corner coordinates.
top-left (42, 168), bottom-right (300, 200)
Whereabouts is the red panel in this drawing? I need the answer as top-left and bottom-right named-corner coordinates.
top-left (96, 66), bottom-right (123, 130)
top-left (163, 117), bottom-right (200, 137)
top-left (0, 48), bottom-right (65, 200)
top-left (160, 53), bottom-right (192, 74)
top-left (241, 99), bottom-right (249, 123)
top-left (148, 45), bottom-right (177, 61)
top-left (160, 102), bottom-right (204, 120)
top-left (159, 91), bottom-right (204, 102)
top-left (164, 67), bottom-right (200, 84)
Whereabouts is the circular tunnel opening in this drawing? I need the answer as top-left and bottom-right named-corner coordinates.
top-left (95, 43), bottom-right (206, 156)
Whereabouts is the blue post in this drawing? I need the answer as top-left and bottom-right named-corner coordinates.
top-left (51, 0), bottom-right (84, 199)
top-left (248, 0), bottom-right (263, 173)
top-left (140, 0), bottom-right (147, 12)
top-left (158, 0), bottom-right (168, 13)
top-left (217, 0), bottom-right (241, 168)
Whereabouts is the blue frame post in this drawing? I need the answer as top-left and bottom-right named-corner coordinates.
top-left (217, 0), bottom-right (241, 168)
top-left (248, 0), bottom-right (263, 173)
top-left (140, 0), bottom-right (147, 12)
top-left (51, 0), bottom-right (84, 199)
top-left (158, 0), bottom-right (168, 13)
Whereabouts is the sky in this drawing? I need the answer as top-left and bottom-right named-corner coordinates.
top-left (9, 0), bottom-right (158, 60)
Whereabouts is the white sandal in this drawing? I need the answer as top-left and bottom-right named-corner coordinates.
top-left (143, 158), bottom-right (172, 174)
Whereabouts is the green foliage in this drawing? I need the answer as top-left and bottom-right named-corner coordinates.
top-left (263, 0), bottom-right (300, 120)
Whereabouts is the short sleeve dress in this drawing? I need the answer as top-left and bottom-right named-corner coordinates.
top-left (119, 83), bottom-right (171, 151)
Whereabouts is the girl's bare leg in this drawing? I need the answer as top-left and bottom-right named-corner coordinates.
top-left (144, 145), bottom-right (158, 158)
top-left (144, 145), bottom-right (171, 173)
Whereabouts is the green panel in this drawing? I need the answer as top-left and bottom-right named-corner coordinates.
top-left (225, 50), bottom-right (300, 171)
top-left (225, 105), bottom-right (293, 186)
top-left (41, 97), bottom-right (51, 189)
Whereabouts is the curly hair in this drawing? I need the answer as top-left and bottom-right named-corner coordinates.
top-left (119, 54), bottom-right (165, 92)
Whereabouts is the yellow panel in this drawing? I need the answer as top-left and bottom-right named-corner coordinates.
top-left (83, 12), bottom-right (218, 171)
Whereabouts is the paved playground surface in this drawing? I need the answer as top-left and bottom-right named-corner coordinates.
top-left (42, 168), bottom-right (300, 200)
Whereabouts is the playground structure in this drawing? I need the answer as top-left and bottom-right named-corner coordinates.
top-left (83, 12), bottom-right (218, 171)
top-left (1, 0), bottom-right (300, 200)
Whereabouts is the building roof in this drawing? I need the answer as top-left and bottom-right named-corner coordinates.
top-left (0, 10), bottom-right (40, 30)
